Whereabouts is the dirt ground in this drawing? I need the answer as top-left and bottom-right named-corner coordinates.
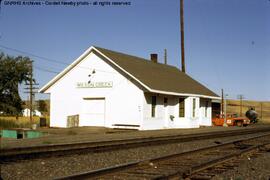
top-left (213, 153), bottom-right (270, 180)
top-left (1, 124), bottom-right (270, 179)
top-left (1, 124), bottom-right (270, 149)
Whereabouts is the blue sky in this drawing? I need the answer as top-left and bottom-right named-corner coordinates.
top-left (0, 0), bottom-right (269, 101)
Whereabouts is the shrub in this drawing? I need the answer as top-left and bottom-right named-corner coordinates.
top-left (0, 118), bottom-right (20, 129)
top-left (0, 116), bottom-right (48, 129)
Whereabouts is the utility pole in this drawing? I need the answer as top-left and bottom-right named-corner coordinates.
top-left (223, 93), bottom-right (228, 127)
top-left (221, 89), bottom-right (224, 116)
top-left (260, 102), bottom-right (263, 120)
top-left (237, 94), bottom-right (244, 117)
top-left (164, 49), bottom-right (167, 65)
top-left (29, 62), bottom-right (33, 123)
top-left (24, 61), bottom-right (38, 125)
top-left (180, 0), bottom-right (186, 73)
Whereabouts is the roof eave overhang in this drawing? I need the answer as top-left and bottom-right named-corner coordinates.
top-left (39, 46), bottom-right (98, 93)
top-left (93, 47), bottom-right (153, 92)
top-left (39, 46), bottom-right (153, 93)
top-left (39, 46), bottom-right (220, 100)
top-left (149, 89), bottom-right (220, 100)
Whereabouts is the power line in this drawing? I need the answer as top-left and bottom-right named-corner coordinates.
top-left (0, 44), bottom-right (117, 74)
top-left (0, 44), bottom-right (68, 65)
top-left (34, 66), bottom-right (60, 74)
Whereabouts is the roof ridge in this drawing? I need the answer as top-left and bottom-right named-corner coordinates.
top-left (93, 46), bottom-right (179, 70)
top-left (40, 45), bottom-right (218, 98)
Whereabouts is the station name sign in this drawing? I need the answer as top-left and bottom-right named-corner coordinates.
top-left (76, 81), bottom-right (113, 88)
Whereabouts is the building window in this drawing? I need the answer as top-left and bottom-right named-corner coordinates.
top-left (179, 98), bottom-right (185, 117)
top-left (151, 96), bottom-right (156, 117)
top-left (192, 98), bottom-right (196, 118)
top-left (164, 97), bottom-right (168, 104)
top-left (205, 101), bottom-right (209, 117)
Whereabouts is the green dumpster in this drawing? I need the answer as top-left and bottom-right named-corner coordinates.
top-left (26, 131), bottom-right (43, 138)
top-left (2, 130), bottom-right (17, 138)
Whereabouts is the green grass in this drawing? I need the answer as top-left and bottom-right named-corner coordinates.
top-left (0, 118), bottom-right (34, 129)
top-left (0, 116), bottom-right (49, 129)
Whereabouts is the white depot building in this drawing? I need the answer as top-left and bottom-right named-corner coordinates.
top-left (40, 46), bottom-right (219, 130)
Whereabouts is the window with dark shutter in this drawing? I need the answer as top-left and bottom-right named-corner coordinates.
top-left (205, 101), bottom-right (209, 117)
top-left (151, 96), bottom-right (156, 117)
top-left (164, 97), bottom-right (168, 104)
top-left (179, 98), bottom-right (185, 117)
top-left (192, 98), bottom-right (196, 118)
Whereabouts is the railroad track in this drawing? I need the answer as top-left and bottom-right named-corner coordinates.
top-left (1, 127), bottom-right (270, 162)
top-left (55, 133), bottom-right (270, 180)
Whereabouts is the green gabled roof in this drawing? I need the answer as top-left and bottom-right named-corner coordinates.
top-left (94, 46), bottom-right (218, 98)
top-left (40, 46), bottom-right (219, 98)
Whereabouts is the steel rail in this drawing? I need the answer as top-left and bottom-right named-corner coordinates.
top-left (54, 132), bottom-right (270, 180)
top-left (1, 127), bottom-right (270, 162)
top-left (166, 143), bottom-right (270, 179)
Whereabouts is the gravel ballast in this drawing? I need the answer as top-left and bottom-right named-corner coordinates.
top-left (1, 132), bottom-right (270, 180)
top-left (213, 153), bottom-right (270, 180)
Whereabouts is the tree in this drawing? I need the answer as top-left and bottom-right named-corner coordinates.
top-left (37, 100), bottom-right (48, 113)
top-left (0, 52), bottom-right (32, 115)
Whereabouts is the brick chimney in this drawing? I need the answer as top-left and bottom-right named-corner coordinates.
top-left (150, 54), bottom-right (158, 63)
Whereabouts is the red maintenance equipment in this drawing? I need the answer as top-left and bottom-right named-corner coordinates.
top-left (212, 113), bottom-right (250, 127)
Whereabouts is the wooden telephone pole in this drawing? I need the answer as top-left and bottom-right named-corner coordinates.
top-left (221, 89), bottom-right (224, 115)
top-left (24, 61), bottom-right (38, 124)
top-left (237, 94), bottom-right (244, 117)
top-left (260, 102), bottom-right (263, 120)
top-left (180, 0), bottom-right (186, 73)
top-left (164, 49), bottom-right (167, 65)
top-left (29, 62), bottom-right (33, 123)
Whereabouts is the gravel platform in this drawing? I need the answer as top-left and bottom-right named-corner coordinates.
top-left (1, 124), bottom-right (270, 149)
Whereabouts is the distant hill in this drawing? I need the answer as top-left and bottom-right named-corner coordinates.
top-left (226, 99), bottom-right (270, 123)
top-left (22, 99), bottom-right (269, 123)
